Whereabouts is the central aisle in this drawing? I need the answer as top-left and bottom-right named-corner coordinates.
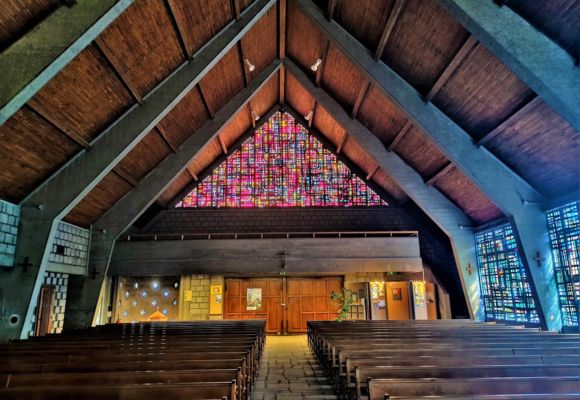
top-left (251, 335), bottom-right (337, 400)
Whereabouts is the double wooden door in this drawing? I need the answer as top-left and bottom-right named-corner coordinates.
top-left (224, 277), bottom-right (342, 334)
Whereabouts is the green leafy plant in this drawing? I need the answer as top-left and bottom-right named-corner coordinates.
top-left (330, 289), bottom-right (354, 322)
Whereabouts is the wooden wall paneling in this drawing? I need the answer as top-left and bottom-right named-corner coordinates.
top-left (27, 45), bottom-right (135, 143)
top-left (187, 138), bottom-right (224, 177)
top-left (433, 167), bottom-right (504, 224)
top-left (432, 44), bottom-right (535, 140)
top-left (115, 129), bottom-right (173, 183)
top-left (198, 46), bottom-right (245, 114)
top-left (381, 0), bottom-right (469, 94)
top-left (357, 85), bottom-right (407, 145)
top-left (240, 6), bottom-right (277, 76)
top-left (64, 171), bottom-right (133, 227)
top-left (248, 71), bottom-right (279, 118)
top-left (0, 106), bottom-right (80, 202)
top-left (167, 0), bottom-right (233, 58)
top-left (312, 105), bottom-right (344, 148)
top-left (95, 0), bottom-right (185, 99)
top-left (285, 73), bottom-right (315, 117)
top-left (320, 44), bottom-right (367, 111)
top-left (156, 85), bottom-right (210, 148)
top-left (157, 170), bottom-right (193, 205)
top-left (394, 126), bottom-right (449, 178)
top-left (286, 1), bottom-right (324, 78)
top-left (333, 0), bottom-right (393, 52)
top-left (485, 100), bottom-right (580, 197)
top-left (219, 107), bottom-right (253, 149)
top-left (0, 0), bottom-right (59, 50)
top-left (372, 169), bottom-right (408, 203)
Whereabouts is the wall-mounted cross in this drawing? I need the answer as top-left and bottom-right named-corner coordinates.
top-left (533, 251), bottom-right (545, 267)
top-left (89, 267), bottom-right (100, 280)
top-left (466, 263), bottom-right (474, 275)
top-left (18, 257), bottom-right (33, 273)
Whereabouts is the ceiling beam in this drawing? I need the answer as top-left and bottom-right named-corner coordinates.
top-left (285, 58), bottom-right (483, 322)
top-left (425, 162), bottom-right (454, 186)
top-left (425, 35), bottom-right (478, 101)
top-left (315, 40), bottom-right (330, 87)
top-left (374, 0), bottom-right (406, 59)
top-left (476, 96), bottom-right (542, 147)
top-left (351, 80), bottom-right (370, 118)
top-left (336, 130), bottom-right (348, 154)
top-left (365, 164), bottom-right (380, 181)
top-left (64, 61), bottom-right (282, 329)
top-left (387, 120), bottom-right (412, 151)
top-left (278, 0), bottom-right (286, 60)
top-left (438, 0), bottom-right (580, 132)
top-left (326, 0), bottom-right (338, 20)
top-left (0, 0), bottom-right (277, 341)
top-left (0, 0), bottom-right (134, 125)
top-left (218, 134), bottom-right (228, 154)
top-left (289, 3), bottom-right (560, 329)
top-left (155, 126), bottom-right (179, 153)
top-left (197, 85), bottom-right (215, 119)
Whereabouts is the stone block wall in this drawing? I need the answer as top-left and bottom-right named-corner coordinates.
top-left (0, 199), bottom-right (19, 267)
top-left (180, 274), bottom-right (211, 320)
top-left (48, 221), bottom-right (90, 271)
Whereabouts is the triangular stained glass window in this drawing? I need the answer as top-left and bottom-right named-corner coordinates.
top-left (176, 112), bottom-right (387, 208)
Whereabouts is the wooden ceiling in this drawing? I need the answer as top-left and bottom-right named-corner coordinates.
top-left (0, 0), bottom-right (577, 229)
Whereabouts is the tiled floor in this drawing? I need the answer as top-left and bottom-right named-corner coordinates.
top-left (251, 335), bottom-right (337, 400)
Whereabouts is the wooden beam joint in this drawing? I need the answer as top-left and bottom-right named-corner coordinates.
top-left (425, 162), bottom-right (454, 186)
top-left (387, 120), bottom-right (412, 151)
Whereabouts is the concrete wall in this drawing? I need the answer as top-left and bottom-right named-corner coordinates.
top-left (0, 199), bottom-right (19, 267)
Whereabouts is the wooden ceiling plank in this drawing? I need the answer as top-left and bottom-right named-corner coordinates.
top-left (197, 85), bottom-right (215, 119)
top-left (477, 96), bottom-right (542, 147)
top-left (336, 130), bottom-right (348, 154)
top-left (438, 0), bottom-right (580, 132)
top-left (163, 0), bottom-right (190, 60)
top-left (65, 61), bottom-right (281, 330)
top-left (0, 0), bottom-right (134, 125)
top-left (3, 0), bottom-right (278, 339)
top-left (315, 40), bottom-right (330, 87)
top-left (93, 37), bottom-right (143, 104)
top-left (155, 126), bottom-right (178, 153)
top-left (374, 0), bottom-right (406, 60)
top-left (351, 80), bottom-right (370, 118)
top-left (387, 120), bottom-right (412, 152)
top-left (425, 162), bottom-right (455, 186)
top-left (425, 35), bottom-right (478, 101)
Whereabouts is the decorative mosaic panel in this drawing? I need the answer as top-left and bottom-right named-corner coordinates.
top-left (176, 112), bottom-right (386, 208)
top-left (546, 202), bottom-right (579, 328)
top-left (475, 223), bottom-right (540, 325)
top-left (115, 276), bottom-right (180, 323)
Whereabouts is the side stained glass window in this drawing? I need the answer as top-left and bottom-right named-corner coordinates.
top-left (475, 223), bottom-right (540, 325)
top-left (176, 112), bottom-right (386, 208)
top-left (546, 202), bottom-right (579, 328)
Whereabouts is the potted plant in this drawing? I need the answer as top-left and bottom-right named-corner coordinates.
top-left (330, 288), bottom-right (354, 322)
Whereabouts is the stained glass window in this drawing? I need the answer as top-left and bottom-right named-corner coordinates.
top-left (546, 202), bottom-right (579, 328)
top-left (475, 223), bottom-right (540, 325)
top-left (176, 112), bottom-right (386, 208)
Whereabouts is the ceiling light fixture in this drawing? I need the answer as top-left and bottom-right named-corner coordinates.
top-left (304, 111), bottom-right (313, 121)
top-left (310, 59), bottom-right (322, 72)
top-left (252, 111), bottom-right (260, 121)
top-left (244, 58), bottom-right (255, 72)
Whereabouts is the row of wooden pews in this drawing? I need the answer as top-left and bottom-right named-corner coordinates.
top-left (0, 320), bottom-right (266, 400)
top-left (308, 320), bottom-right (580, 400)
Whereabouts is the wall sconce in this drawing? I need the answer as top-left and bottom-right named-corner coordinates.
top-left (311, 59), bottom-right (322, 72)
top-left (304, 110), bottom-right (313, 121)
top-left (244, 58), bottom-right (255, 72)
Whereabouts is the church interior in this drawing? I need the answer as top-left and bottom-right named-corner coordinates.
top-left (0, 0), bottom-right (578, 398)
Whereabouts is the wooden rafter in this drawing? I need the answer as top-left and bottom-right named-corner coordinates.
top-left (425, 35), bottom-right (478, 101)
top-left (374, 0), bottom-right (406, 59)
top-left (155, 126), bottom-right (179, 153)
top-left (94, 38), bottom-right (143, 104)
top-left (238, 41), bottom-right (251, 87)
top-left (232, 0), bottom-right (241, 20)
top-left (163, 0), bottom-right (190, 60)
top-left (249, 104), bottom-right (257, 128)
top-left (425, 162), bottom-right (454, 186)
top-left (366, 164), bottom-right (380, 181)
top-left (218, 135), bottom-right (228, 154)
top-left (197, 85), bottom-right (215, 119)
top-left (28, 105), bottom-right (91, 150)
top-left (326, 0), bottom-right (337, 20)
top-left (351, 80), bottom-right (370, 118)
top-left (316, 40), bottom-right (331, 87)
top-left (278, 0), bottom-right (286, 60)
top-left (387, 120), bottom-right (412, 151)
top-left (279, 65), bottom-right (286, 104)
top-left (336, 130), bottom-right (348, 154)
top-left (477, 96), bottom-right (542, 147)
top-left (113, 168), bottom-right (139, 188)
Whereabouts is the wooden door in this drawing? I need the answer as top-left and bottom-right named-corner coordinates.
top-left (425, 282), bottom-right (438, 320)
top-left (35, 285), bottom-right (55, 336)
top-left (386, 281), bottom-right (410, 320)
top-left (287, 277), bottom-right (342, 333)
top-left (224, 278), bottom-right (283, 334)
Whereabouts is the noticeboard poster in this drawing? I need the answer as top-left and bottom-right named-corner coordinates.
top-left (246, 288), bottom-right (262, 310)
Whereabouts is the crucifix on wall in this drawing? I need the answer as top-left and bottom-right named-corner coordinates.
top-left (533, 251), bottom-right (545, 267)
top-left (466, 263), bottom-right (474, 275)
